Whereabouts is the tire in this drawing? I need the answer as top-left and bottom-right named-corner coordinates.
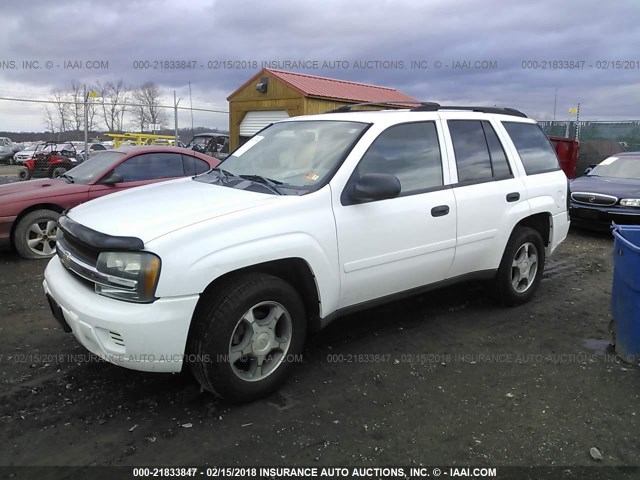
top-left (494, 226), bottom-right (545, 306)
top-left (18, 168), bottom-right (31, 181)
top-left (187, 273), bottom-right (307, 402)
top-left (51, 167), bottom-right (66, 178)
top-left (13, 209), bottom-right (60, 259)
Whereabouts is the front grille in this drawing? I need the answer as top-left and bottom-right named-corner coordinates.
top-left (571, 192), bottom-right (618, 206)
top-left (57, 229), bottom-right (100, 266)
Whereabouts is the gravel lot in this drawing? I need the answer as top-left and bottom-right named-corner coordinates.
top-left (0, 227), bottom-right (639, 476)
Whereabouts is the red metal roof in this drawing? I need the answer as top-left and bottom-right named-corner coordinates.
top-left (229, 68), bottom-right (417, 104)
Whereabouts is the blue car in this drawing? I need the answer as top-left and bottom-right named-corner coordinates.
top-left (570, 152), bottom-right (640, 230)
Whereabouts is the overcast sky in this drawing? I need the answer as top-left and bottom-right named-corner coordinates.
top-left (1, 0), bottom-right (639, 132)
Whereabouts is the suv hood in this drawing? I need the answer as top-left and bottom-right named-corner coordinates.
top-left (67, 177), bottom-right (283, 244)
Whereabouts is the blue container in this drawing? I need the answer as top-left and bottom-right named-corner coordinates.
top-left (611, 224), bottom-right (640, 364)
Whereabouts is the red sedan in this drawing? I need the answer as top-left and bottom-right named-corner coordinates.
top-left (0, 146), bottom-right (219, 259)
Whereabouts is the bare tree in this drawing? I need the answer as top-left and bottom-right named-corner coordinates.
top-left (69, 82), bottom-right (84, 132)
top-left (52, 90), bottom-right (71, 132)
top-left (42, 104), bottom-right (57, 133)
top-left (132, 82), bottom-right (166, 132)
top-left (97, 80), bottom-right (129, 131)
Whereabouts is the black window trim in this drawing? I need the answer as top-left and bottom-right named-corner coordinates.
top-left (448, 119), bottom-right (515, 186)
top-left (341, 120), bottom-right (445, 206)
top-left (481, 120), bottom-right (514, 179)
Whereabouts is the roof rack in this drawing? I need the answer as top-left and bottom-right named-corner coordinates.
top-left (326, 101), bottom-right (423, 113)
top-left (326, 101), bottom-right (527, 118)
top-left (410, 103), bottom-right (527, 117)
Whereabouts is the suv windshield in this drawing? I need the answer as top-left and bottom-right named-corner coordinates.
top-left (589, 156), bottom-right (640, 179)
top-left (216, 120), bottom-right (368, 192)
top-left (64, 151), bottom-right (125, 184)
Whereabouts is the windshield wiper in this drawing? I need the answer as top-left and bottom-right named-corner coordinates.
top-left (210, 167), bottom-right (235, 180)
top-left (62, 174), bottom-right (74, 183)
top-left (239, 174), bottom-right (284, 195)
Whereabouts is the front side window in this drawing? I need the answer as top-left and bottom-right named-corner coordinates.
top-left (112, 153), bottom-right (184, 182)
top-left (354, 122), bottom-right (443, 195)
top-left (503, 121), bottom-right (559, 175)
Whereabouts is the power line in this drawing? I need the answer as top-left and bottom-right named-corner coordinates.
top-left (0, 96), bottom-right (228, 113)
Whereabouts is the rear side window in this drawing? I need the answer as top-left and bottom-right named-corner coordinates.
top-left (449, 120), bottom-right (492, 182)
top-left (483, 121), bottom-right (511, 178)
top-left (182, 155), bottom-right (211, 175)
top-left (449, 120), bottom-right (512, 183)
top-left (502, 122), bottom-right (559, 174)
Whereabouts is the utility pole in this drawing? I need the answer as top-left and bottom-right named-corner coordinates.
top-left (174, 91), bottom-right (180, 145)
top-left (575, 102), bottom-right (580, 141)
top-left (189, 82), bottom-right (194, 136)
top-left (553, 88), bottom-right (557, 121)
top-left (83, 85), bottom-right (88, 160)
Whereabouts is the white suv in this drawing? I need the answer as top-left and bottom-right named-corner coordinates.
top-left (43, 104), bottom-right (570, 402)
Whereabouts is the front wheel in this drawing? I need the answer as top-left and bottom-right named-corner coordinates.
top-left (187, 274), bottom-right (307, 402)
top-left (51, 166), bottom-right (67, 178)
top-left (494, 227), bottom-right (545, 306)
top-left (13, 209), bottom-right (60, 259)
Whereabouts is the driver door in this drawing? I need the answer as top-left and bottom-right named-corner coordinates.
top-left (333, 121), bottom-right (457, 308)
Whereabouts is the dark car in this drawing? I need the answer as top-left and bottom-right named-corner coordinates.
top-left (0, 146), bottom-right (219, 259)
top-left (570, 152), bottom-right (640, 230)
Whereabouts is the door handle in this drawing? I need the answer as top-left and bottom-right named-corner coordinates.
top-left (506, 192), bottom-right (520, 202)
top-left (431, 205), bottom-right (450, 217)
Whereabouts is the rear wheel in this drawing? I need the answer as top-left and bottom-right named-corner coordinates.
top-left (494, 227), bottom-right (545, 306)
top-left (13, 209), bottom-right (60, 259)
top-left (188, 274), bottom-right (306, 402)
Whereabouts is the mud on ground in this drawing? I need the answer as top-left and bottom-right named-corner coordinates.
top-left (0, 229), bottom-right (638, 473)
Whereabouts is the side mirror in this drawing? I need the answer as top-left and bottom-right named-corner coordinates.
top-left (101, 172), bottom-right (123, 185)
top-left (350, 173), bottom-right (401, 202)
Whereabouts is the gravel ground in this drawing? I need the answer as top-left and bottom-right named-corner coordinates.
top-left (0, 228), bottom-right (639, 477)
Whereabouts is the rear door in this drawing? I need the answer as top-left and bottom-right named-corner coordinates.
top-left (333, 120), bottom-right (457, 308)
top-left (442, 115), bottom-right (529, 277)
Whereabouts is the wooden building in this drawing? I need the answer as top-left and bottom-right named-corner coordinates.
top-left (227, 68), bottom-right (417, 150)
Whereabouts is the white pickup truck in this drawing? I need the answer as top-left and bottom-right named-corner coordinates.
top-left (44, 104), bottom-right (570, 402)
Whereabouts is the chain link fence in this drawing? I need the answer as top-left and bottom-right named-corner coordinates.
top-left (1, 95), bottom-right (639, 181)
top-left (0, 96), bottom-right (228, 180)
top-left (539, 120), bottom-right (640, 175)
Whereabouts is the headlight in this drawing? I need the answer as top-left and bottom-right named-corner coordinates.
top-left (620, 198), bottom-right (640, 207)
top-left (95, 252), bottom-right (161, 303)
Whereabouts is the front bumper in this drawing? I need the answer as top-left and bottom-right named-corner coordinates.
top-left (570, 204), bottom-right (640, 230)
top-left (43, 256), bottom-right (200, 373)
